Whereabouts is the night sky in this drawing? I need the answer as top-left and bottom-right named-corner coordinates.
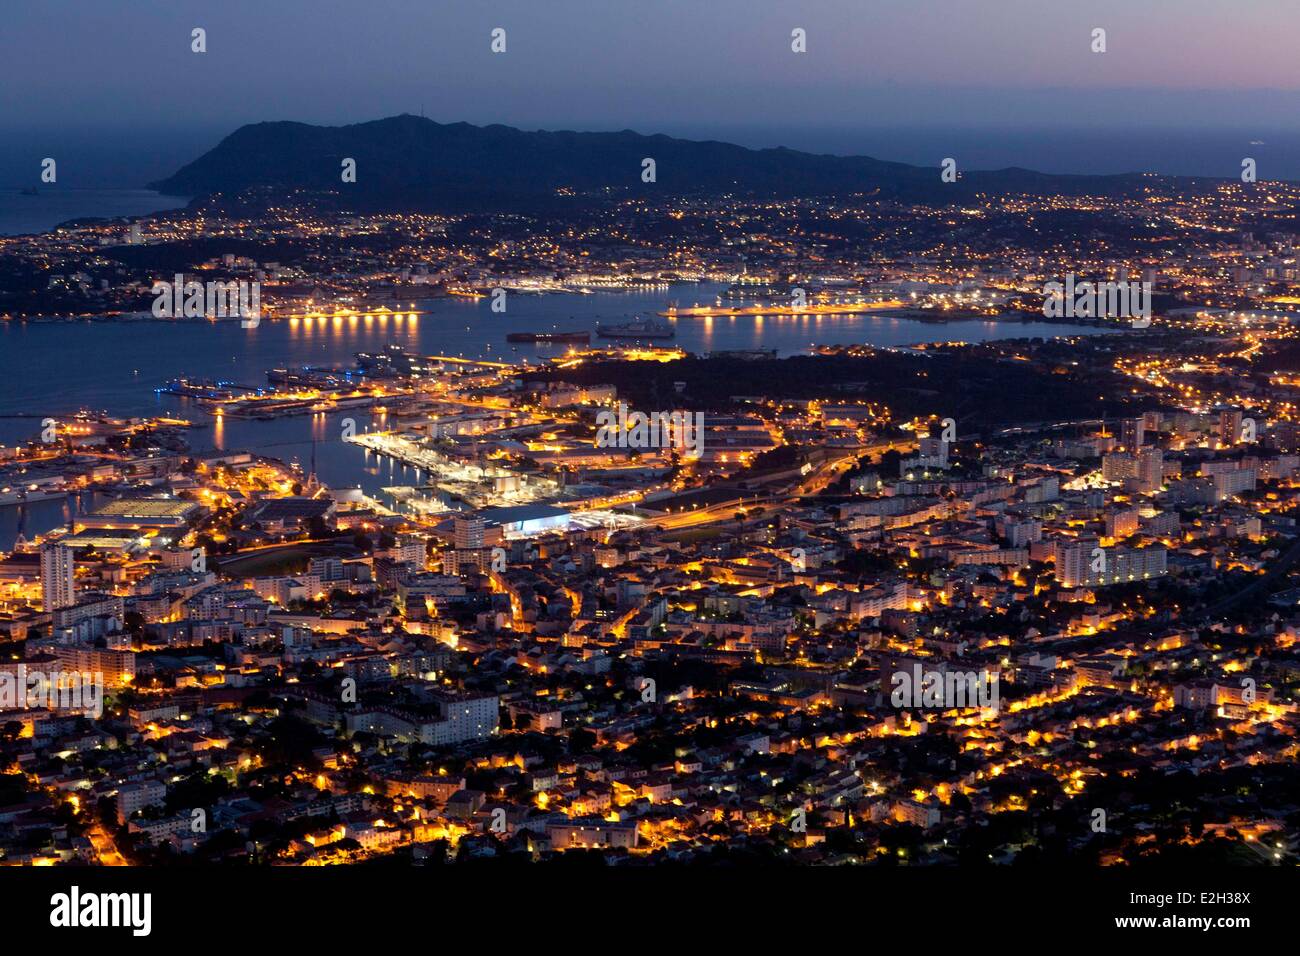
top-left (3, 0), bottom-right (1298, 130)
top-left (1, 0), bottom-right (1298, 184)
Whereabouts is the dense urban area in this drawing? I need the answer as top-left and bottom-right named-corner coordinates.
top-left (2, 171), bottom-right (1300, 868)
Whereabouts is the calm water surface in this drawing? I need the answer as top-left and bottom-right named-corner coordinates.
top-left (0, 283), bottom-right (1120, 548)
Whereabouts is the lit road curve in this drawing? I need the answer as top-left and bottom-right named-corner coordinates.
top-left (86, 821), bottom-right (127, 866)
top-left (649, 441), bottom-right (914, 531)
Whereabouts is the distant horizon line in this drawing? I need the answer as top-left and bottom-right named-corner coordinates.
top-left (5, 117), bottom-right (1300, 191)
top-left (7, 119), bottom-right (1300, 132)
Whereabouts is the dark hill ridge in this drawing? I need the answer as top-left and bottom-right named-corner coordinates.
top-left (151, 114), bottom-right (1204, 211)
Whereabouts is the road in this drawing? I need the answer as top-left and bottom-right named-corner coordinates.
top-left (648, 439), bottom-right (918, 533)
top-left (87, 821), bottom-right (127, 866)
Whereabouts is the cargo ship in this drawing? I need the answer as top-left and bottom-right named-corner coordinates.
top-left (506, 331), bottom-right (591, 344)
top-left (596, 318), bottom-right (674, 340)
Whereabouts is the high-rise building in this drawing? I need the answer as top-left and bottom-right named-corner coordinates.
top-left (1219, 407), bottom-right (1244, 447)
top-left (918, 436), bottom-right (950, 468)
top-left (1213, 468), bottom-right (1257, 503)
top-left (1054, 539), bottom-right (1167, 588)
top-left (40, 542), bottom-right (75, 611)
top-left (1102, 452), bottom-right (1137, 482)
top-left (999, 517), bottom-right (1042, 548)
top-left (1137, 447), bottom-right (1164, 493)
top-left (1120, 417), bottom-right (1145, 451)
top-left (443, 548), bottom-right (492, 576)
top-left (1104, 508), bottom-right (1141, 540)
top-left (1025, 476), bottom-right (1059, 504)
top-left (453, 515), bottom-right (485, 550)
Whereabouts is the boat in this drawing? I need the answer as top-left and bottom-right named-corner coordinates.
top-left (596, 318), bottom-right (675, 340)
top-left (19, 187), bottom-right (38, 197)
top-left (706, 348), bottom-right (778, 360)
top-left (155, 378), bottom-right (238, 400)
top-left (269, 366), bottom-right (359, 388)
top-left (356, 343), bottom-right (422, 376)
top-left (719, 282), bottom-right (791, 302)
top-left (506, 331), bottom-right (591, 344)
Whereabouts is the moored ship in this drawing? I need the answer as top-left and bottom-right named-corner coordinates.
top-left (156, 378), bottom-right (240, 400)
top-left (506, 331), bottom-right (591, 344)
top-left (595, 318), bottom-right (674, 340)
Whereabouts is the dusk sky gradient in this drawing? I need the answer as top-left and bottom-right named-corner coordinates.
top-left (2, 0), bottom-right (1299, 184)
top-left (3, 0), bottom-right (1299, 131)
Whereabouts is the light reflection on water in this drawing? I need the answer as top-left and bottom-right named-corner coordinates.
top-left (0, 283), bottom-right (1118, 548)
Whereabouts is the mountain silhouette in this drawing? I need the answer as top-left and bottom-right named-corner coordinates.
top-left (151, 114), bottom-right (1189, 211)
